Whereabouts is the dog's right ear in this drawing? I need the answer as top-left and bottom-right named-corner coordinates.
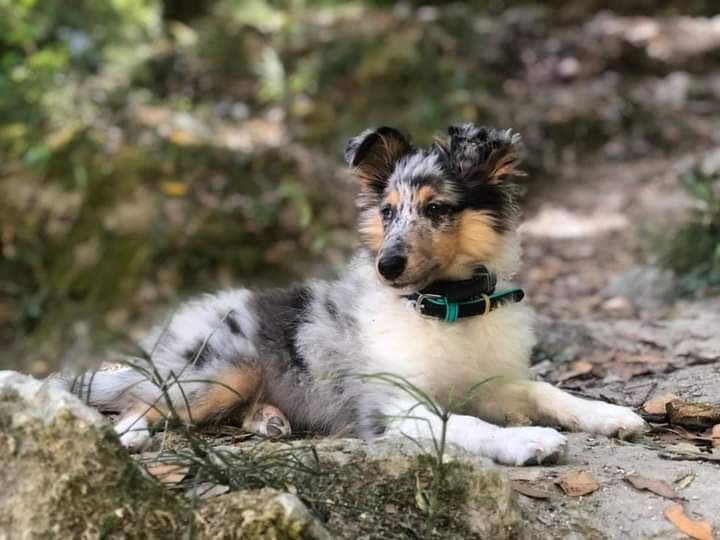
top-left (345, 127), bottom-right (412, 202)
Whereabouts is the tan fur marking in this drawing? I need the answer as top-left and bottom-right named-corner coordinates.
top-left (430, 230), bottom-right (459, 269)
top-left (359, 211), bottom-right (384, 252)
top-left (436, 210), bottom-right (501, 279)
top-left (125, 403), bottom-right (163, 425)
top-left (456, 211), bottom-right (500, 260)
top-left (127, 366), bottom-right (260, 426)
top-left (416, 185), bottom-right (437, 204)
top-left (186, 367), bottom-right (260, 422)
top-left (385, 190), bottom-right (400, 207)
top-left (487, 149), bottom-right (522, 184)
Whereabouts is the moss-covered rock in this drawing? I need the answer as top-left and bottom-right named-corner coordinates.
top-left (193, 438), bottom-right (528, 539)
top-left (0, 371), bottom-right (331, 539)
top-left (0, 371), bottom-right (185, 538)
top-left (194, 489), bottom-right (331, 539)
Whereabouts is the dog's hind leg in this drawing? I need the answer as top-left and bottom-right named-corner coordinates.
top-left (112, 364), bottom-right (264, 451)
top-left (241, 403), bottom-right (292, 438)
top-left (472, 380), bottom-right (647, 437)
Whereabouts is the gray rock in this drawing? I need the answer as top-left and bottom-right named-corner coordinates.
top-left (0, 370), bottom-right (104, 427)
top-left (196, 489), bottom-right (332, 539)
top-left (204, 437), bottom-right (529, 539)
top-left (0, 371), bottom-right (331, 540)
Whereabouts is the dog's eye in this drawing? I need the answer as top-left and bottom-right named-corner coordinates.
top-left (425, 203), bottom-right (452, 219)
top-left (380, 205), bottom-right (394, 221)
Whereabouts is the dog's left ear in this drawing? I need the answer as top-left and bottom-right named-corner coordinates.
top-left (345, 127), bottom-right (412, 200)
top-left (440, 124), bottom-right (524, 185)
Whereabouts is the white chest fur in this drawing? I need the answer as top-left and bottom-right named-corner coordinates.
top-left (355, 286), bottom-right (536, 409)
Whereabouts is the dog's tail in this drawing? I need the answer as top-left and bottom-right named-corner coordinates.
top-left (55, 369), bottom-right (158, 412)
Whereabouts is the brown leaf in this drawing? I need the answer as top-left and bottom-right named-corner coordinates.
top-left (652, 425), bottom-right (714, 446)
top-left (611, 353), bottom-right (670, 382)
top-left (712, 424), bottom-right (720, 448)
top-left (659, 443), bottom-right (720, 463)
top-left (625, 474), bottom-right (680, 500)
top-left (667, 400), bottom-right (720, 430)
top-left (642, 393), bottom-right (680, 419)
top-left (511, 480), bottom-right (554, 499)
top-left (664, 503), bottom-right (714, 540)
top-left (146, 463), bottom-right (189, 484)
top-left (555, 360), bottom-right (594, 382)
top-left (557, 470), bottom-right (600, 497)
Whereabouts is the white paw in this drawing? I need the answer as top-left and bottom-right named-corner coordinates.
top-left (114, 415), bottom-right (152, 452)
top-left (490, 426), bottom-right (568, 466)
top-left (573, 403), bottom-right (647, 438)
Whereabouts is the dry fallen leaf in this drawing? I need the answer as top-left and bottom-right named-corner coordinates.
top-left (557, 470), bottom-right (600, 497)
top-left (712, 424), bottom-right (720, 448)
top-left (556, 360), bottom-right (594, 382)
top-left (653, 425), bottom-right (714, 446)
top-left (146, 463), bottom-right (189, 484)
top-left (667, 400), bottom-right (720, 430)
top-left (511, 480), bottom-right (554, 499)
top-left (642, 393), bottom-right (680, 420)
top-left (625, 474), bottom-right (680, 500)
top-left (664, 503), bottom-right (714, 540)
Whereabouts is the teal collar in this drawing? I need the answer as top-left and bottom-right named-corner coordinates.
top-left (403, 266), bottom-right (525, 322)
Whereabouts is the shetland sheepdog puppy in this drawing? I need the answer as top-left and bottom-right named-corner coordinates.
top-left (69, 124), bottom-right (645, 465)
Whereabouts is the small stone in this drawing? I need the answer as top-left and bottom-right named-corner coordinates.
top-left (600, 296), bottom-right (635, 318)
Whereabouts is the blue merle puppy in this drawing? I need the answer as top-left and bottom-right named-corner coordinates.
top-left (71, 124), bottom-right (645, 465)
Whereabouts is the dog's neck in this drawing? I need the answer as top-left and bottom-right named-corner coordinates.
top-left (433, 232), bottom-right (522, 286)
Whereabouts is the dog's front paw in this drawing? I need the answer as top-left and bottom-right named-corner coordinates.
top-left (575, 403), bottom-right (647, 439)
top-left (114, 415), bottom-right (152, 452)
top-left (490, 426), bottom-right (568, 466)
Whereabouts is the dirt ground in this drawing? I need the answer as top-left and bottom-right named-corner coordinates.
top-left (510, 155), bottom-right (720, 538)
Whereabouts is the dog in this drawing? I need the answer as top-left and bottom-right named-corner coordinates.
top-left (69, 124), bottom-right (646, 465)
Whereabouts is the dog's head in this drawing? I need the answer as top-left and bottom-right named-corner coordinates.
top-left (346, 124), bottom-right (523, 291)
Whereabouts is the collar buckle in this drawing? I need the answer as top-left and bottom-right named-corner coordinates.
top-left (413, 293), bottom-right (443, 318)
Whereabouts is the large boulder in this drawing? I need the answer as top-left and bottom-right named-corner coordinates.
top-left (0, 371), bottom-right (330, 539)
top-left (176, 437), bottom-right (530, 539)
top-left (0, 371), bottom-right (184, 538)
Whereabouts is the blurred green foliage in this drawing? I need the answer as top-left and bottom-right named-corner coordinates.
top-left (1, 0), bottom-right (719, 369)
top-left (663, 161), bottom-right (720, 294)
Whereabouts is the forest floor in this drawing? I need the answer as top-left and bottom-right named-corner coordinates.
top-left (509, 155), bottom-right (720, 538)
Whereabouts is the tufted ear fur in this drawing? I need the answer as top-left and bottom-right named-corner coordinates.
top-left (345, 127), bottom-right (413, 205)
top-left (436, 124), bottom-right (524, 185)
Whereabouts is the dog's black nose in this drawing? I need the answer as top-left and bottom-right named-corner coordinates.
top-left (378, 254), bottom-right (407, 281)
